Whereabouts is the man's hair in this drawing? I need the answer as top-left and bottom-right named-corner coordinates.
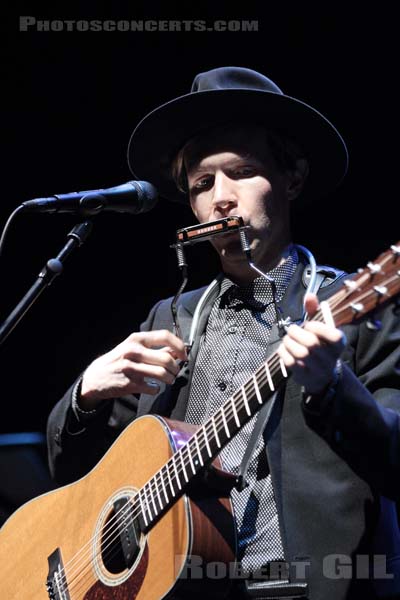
top-left (171, 123), bottom-right (307, 195)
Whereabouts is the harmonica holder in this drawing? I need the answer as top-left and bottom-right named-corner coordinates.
top-left (238, 228), bottom-right (319, 331)
top-left (170, 216), bottom-right (245, 352)
top-left (238, 226), bottom-right (286, 335)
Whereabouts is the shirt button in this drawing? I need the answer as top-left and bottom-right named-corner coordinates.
top-left (217, 382), bottom-right (227, 391)
top-left (228, 325), bottom-right (238, 334)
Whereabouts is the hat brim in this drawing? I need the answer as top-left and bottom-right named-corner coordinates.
top-left (127, 89), bottom-right (348, 203)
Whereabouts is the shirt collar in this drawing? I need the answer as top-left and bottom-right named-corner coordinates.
top-left (218, 245), bottom-right (299, 310)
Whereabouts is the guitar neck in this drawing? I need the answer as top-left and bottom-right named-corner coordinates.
top-left (136, 350), bottom-right (288, 531)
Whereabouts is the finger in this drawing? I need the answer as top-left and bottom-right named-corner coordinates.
top-left (285, 323), bottom-right (345, 367)
top-left (304, 293), bottom-right (320, 318)
top-left (277, 343), bottom-right (304, 369)
top-left (303, 320), bottom-right (345, 346)
top-left (129, 330), bottom-right (187, 360)
top-left (285, 324), bottom-right (321, 349)
top-left (278, 340), bottom-right (336, 392)
top-left (282, 332), bottom-right (313, 360)
top-left (124, 345), bottom-right (181, 377)
top-left (159, 345), bottom-right (188, 361)
top-left (122, 360), bottom-right (178, 386)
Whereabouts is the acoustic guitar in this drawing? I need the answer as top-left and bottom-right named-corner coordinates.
top-left (0, 243), bottom-right (399, 599)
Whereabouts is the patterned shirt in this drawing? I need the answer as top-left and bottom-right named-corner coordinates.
top-left (184, 247), bottom-right (298, 575)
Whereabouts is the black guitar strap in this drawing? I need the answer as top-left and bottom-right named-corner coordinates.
top-left (236, 390), bottom-right (279, 491)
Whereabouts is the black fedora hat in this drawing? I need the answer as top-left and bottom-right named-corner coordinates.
top-left (127, 66), bottom-right (348, 203)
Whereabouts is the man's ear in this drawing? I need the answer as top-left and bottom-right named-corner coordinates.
top-left (287, 158), bottom-right (309, 201)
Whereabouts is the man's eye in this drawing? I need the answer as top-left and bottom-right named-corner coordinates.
top-left (234, 167), bottom-right (255, 177)
top-left (193, 177), bottom-right (212, 190)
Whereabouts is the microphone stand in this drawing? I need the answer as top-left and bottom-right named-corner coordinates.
top-left (0, 221), bottom-right (92, 346)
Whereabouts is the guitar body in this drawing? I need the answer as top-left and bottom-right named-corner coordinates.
top-left (0, 415), bottom-right (236, 599)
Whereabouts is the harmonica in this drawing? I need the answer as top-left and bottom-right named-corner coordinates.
top-left (176, 215), bottom-right (244, 245)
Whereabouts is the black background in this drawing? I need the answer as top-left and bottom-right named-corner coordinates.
top-left (1, 2), bottom-right (398, 437)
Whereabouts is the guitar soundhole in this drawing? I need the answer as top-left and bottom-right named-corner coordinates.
top-left (100, 510), bottom-right (126, 573)
top-left (100, 496), bottom-right (141, 575)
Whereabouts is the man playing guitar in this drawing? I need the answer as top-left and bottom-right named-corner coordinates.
top-left (40, 67), bottom-right (400, 599)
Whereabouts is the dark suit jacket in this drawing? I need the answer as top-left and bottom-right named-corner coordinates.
top-left (47, 260), bottom-right (400, 600)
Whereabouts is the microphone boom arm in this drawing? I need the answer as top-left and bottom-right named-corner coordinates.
top-left (0, 221), bottom-right (92, 346)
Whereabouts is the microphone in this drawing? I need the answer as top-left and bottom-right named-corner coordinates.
top-left (21, 180), bottom-right (158, 215)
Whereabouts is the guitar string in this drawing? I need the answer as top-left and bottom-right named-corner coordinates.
top-left (55, 267), bottom-right (399, 594)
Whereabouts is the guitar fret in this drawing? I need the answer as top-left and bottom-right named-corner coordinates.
top-left (143, 486), bottom-right (153, 520)
top-left (160, 466), bottom-right (169, 504)
top-left (180, 451), bottom-right (189, 483)
top-left (155, 473), bottom-right (163, 510)
top-left (279, 358), bottom-right (288, 378)
top-left (166, 463), bottom-right (176, 497)
top-left (149, 483), bottom-right (158, 517)
top-left (320, 300), bottom-right (335, 327)
top-left (172, 457), bottom-right (182, 490)
top-left (241, 386), bottom-right (251, 416)
top-left (138, 489), bottom-right (148, 527)
top-left (231, 397), bottom-right (241, 428)
top-left (187, 445), bottom-right (196, 474)
top-left (212, 415), bottom-right (221, 448)
top-left (203, 428), bottom-right (212, 458)
top-left (221, 409), bottom-right (231, 438)
top-left (264, 362), bottom-right (275, 391)
top-left (195, 435), bottom-right (204, 466)
top-left (253, 375), bottom-right (263, 404)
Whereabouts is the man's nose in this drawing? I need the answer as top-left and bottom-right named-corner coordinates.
top-left (212, 172), bottom-right (238, 215)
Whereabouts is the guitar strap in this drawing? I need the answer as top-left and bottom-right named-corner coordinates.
top-left (236, 269), bottom-right (329, 490)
